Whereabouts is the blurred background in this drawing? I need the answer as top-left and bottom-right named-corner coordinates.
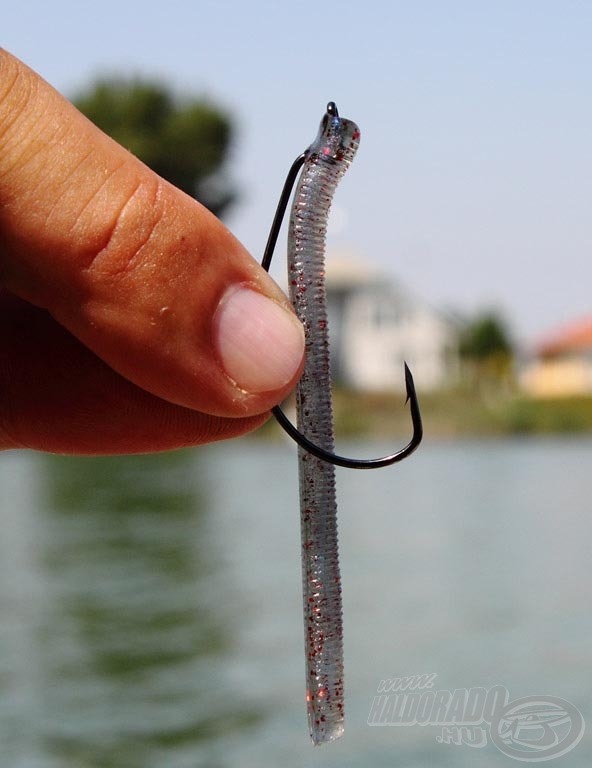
top-left (3, 1), bottom-right (592, 766)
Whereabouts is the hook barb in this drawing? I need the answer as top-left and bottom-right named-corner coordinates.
top-left (262, 148), bottom-right (423, 470)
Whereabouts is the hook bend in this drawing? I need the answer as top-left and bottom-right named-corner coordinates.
top-left (271, 363), bottom-right (422, 468)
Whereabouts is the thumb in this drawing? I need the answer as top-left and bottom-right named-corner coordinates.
top-left (0, 50), bottom-right (304, 418)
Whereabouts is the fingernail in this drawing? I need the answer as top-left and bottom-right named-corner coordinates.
top-left (214, 286), bottom-right (304, 393)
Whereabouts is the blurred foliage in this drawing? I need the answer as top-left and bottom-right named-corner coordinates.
top-left (502, 397), bottom-right (592, 434)
top-left (459, 311), bottom-right (513, 360)
top-left (459, 311), bottom-right (514, 389)
top-left (74, 79), bottom-right (236, 218)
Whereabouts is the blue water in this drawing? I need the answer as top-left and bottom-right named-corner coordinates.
top-left (0, 438), bottom-right (590, 767)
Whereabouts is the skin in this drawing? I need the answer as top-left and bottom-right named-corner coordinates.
top-left (0, 50), bottom-right (304, 453)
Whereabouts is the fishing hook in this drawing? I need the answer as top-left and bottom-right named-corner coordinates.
top-left (261, 102), bottom-right (423, 469)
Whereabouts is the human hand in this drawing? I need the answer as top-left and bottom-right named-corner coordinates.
top-left (0, 50), bottom-right (304, 453)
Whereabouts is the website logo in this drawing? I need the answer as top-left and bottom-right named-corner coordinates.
top-left (368, 674), bottom-right (585, 762)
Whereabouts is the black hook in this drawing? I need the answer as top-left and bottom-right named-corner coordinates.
top-left (261, 137), bottom-right (423, 469)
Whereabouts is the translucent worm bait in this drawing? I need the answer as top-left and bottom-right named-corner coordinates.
top-left (261, 102), bottom-right (421, 744)
top-left (287, 103), bottom-right (360, 744)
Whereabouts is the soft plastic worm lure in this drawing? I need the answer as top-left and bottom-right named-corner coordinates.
top-left (261, 103), bottom-right (422, 744)
top-left (286, 104), bottom-right (357, 743)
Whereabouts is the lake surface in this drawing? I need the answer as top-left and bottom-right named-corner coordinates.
top-left (0, 437), bottom-right (590, 767)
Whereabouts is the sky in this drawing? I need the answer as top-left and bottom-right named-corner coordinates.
top-left (5, 0), bottom-right (592, 342)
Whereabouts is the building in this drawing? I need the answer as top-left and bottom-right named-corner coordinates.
top-left (325, 252), bottom-right (459, 392)
top-left (520, 317), bottom-right (592, 397)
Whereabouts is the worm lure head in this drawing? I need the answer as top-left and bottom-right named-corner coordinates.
top-left (309, 101), bottom-right (360, 166)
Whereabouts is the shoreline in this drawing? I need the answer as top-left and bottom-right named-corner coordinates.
top-left (253, 389), bottom-right (592, 441)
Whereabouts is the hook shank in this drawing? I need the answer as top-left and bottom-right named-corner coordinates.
top-left (262, 153), bottom-right (306, 273)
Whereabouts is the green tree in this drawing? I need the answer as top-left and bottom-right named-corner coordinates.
top-left (460, 311), bottom-right (514, 388)
top-left (74, 79), bottom-right (236, 218)
top-left (460, 312), bottom-right (512, 360)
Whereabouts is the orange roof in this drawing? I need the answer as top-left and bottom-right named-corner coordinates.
top-left (537, 317), bottom-right (592, 357)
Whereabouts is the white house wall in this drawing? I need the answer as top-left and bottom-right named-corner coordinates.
top-left (336, 287), bottom-right (458, 392)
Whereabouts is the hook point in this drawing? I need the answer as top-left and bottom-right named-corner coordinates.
top-left (404, 361), bottom-right (415, 403)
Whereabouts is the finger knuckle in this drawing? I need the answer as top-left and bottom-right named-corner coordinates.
top-left (83, 174), bottom-right (165, 283)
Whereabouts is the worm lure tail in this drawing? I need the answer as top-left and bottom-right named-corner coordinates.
top-left (261, 102), bottom-right (422, 745)
top-left (288, 104), bottom-right (359, 744)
